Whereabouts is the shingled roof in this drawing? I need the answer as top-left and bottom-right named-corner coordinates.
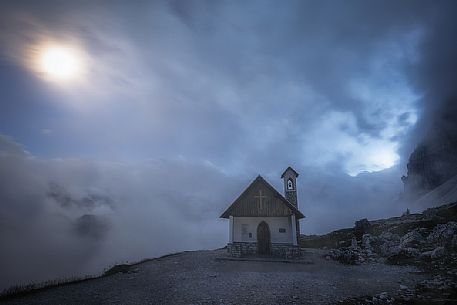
top-left (220, 175), bottom-right (305, 219)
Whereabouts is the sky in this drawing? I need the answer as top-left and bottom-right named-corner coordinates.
top-left (1, 0), bottom-right (457, 290)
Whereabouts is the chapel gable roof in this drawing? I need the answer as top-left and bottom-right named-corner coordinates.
top-left (220, 175), bottom-right (305, 219)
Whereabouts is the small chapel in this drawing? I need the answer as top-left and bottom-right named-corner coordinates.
top-left (220, 167), bottom-right (304, 258)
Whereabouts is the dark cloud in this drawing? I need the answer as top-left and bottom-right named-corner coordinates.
top-left (74, 214), bottom-right (110, 240)
top-left (399, 4), bottom-right (457, 145)
top-left (0, 0), bottom-right (457, 291)
top-left (398, 2), bottom-right (457, 198)
top-left (47, 183), bottom-right (114, 210)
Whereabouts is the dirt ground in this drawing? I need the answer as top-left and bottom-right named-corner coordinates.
top-left (1, 249), bottom-right (427, 305)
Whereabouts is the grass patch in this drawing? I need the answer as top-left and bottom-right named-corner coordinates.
top-left (0, 275), bottom-right (96, 301)
top-left (103, 264), bottom-right (132, 276)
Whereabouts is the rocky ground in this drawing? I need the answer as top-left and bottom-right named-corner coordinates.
top-left (304, 202), bottom-right (457, 304)
top-left (0, 248), bottom-right (428, 305)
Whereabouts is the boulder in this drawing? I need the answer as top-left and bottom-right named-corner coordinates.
top-left (427, 221), bottom-right (457, 247)
top-left (377, 231), bottom-right (402, 257)
top-left (329, 247), bottom-right (361, 265)
top-left (379, 231), bottom-right (400, 242)
top-left (386, 247), bottom-right (420, 264)
top-left (380, 242), bottom-right (401, 257)
top-left (399, 229), bottom-right (424, 248)
top-left (362, 234), bottom-right (376, 250)
top-left (354, 218), bottom-right (371, 239)
top-left (351, 237), bottom-right (358, 249)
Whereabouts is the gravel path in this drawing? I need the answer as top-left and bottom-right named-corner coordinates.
top-left (2, 249), bottom-right (426, 305)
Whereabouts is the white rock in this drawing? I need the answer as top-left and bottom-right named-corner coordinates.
top-left (351, 237), bottom-right (358, 249)
top-left (380, 231), bottom-right (400, 242)
top-left (362, 234), bottom-right (375, 249)
top-left (431, 246), bottom-right (446, 259)
top-left (400, 230), bottom-right (423, 248)
top-left (428, 222), bottom-right (457, 246)
top-left (420, 250), bottom-right (433, 260)
top-left (379, 292), bottom-right (388, 299)
top-left (381, 244), bottom-right (401, 257)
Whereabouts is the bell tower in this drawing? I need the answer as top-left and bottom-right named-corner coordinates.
top-left (281, 166), bottom-right (300, 240)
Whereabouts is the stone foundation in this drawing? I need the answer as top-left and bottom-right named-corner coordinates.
top-left (270, 243), bottom-right (302, 258)
top-left (227, 242), bottom-right (302, 259)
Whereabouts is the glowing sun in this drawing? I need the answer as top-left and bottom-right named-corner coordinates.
top-left (39, 46), bottom-right (83, 81)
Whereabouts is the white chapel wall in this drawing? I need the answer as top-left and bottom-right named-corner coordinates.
top-left (232, 216), bottom-right (292, 244)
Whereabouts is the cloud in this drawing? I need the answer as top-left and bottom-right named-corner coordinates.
top-left (0, 135), bottom-right (242, 290)
top-left (405, 1), bottom-right (457, 148)
top-left (300, 111), bottom-right (401, 176)
top-left (0, 135), bottom-right (408, 290)
top-left (0, 0), bottom-right (424, 176)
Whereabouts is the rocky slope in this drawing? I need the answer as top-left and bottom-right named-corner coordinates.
top-left (301, 201), bottom-right (457, 304)
top-left (402, 137), bottom-right (457, 200)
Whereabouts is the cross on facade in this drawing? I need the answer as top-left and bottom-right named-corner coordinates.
top-left (254, 189), bottom-right (267, 209)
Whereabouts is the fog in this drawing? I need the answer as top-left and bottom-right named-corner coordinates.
top-left (1, 0), bottom-right (457, 291)
top-left (0, 134), bottom-right (243, 289)
top-left (0, 134), bottom-right (405, 290)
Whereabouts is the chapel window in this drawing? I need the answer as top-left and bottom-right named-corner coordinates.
top-left (241, 224), bottom-right (248, 236)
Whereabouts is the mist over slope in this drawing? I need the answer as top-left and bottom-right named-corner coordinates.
top-left (0, 135), bottom-right (409, 291)
top-left (0, 135), bottom-right (237, 290)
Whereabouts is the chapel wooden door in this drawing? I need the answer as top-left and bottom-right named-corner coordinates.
top-left (257, 221), bottom-right (271, 255)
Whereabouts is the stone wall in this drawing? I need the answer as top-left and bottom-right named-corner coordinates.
top-left (227, 242), bottom-right (301, 259)
top-left (271, 243), bottom-right (302, 258)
